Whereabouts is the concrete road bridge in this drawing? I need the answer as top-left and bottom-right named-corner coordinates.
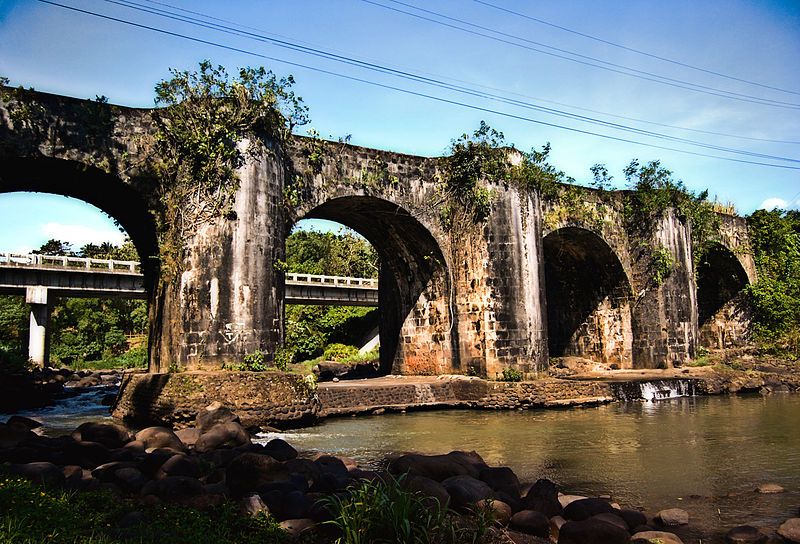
top-left (0, 252), bottom-right (377, 365)
top-left (0, 89), bottom-right (756, 375)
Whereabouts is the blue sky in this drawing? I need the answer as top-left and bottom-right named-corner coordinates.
top-left (1, 0), bottom-right (798, 253)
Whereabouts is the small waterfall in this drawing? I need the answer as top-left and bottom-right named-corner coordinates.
top-left (611, 379), bottom-right (698, 402)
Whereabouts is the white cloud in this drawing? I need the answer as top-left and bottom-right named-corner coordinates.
top-left (759, 197), bottom-right (788, 210)
top-left (40, 223), bottom-right (125, 248)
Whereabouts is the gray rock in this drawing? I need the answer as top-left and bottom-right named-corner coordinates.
top-left (135, 427), bottom-right (185, 452)
top-left (442, 475), bottom-right (493, 510)
top-left (632, 531), bottom-right (683, 544)
top-left (725, 525), bottom-right (767, 544)
top-left (656, 508), bottom-right (689, 526)
top-left (240, 493), bottom-right (269, 516)
top-left (509, 509), bottom-right (550, 537)
top-left (404, 475), bottom-right (450, 509)
top-left (756, 483), bottom-right (785, 494)
top-left (72, 421), bottom-right (133, 449)
top-left (558, 518), bottom-right (631, 544)
top-left (225, 453), bottom-right (288, 496)
top-left (196, 402), bottom-right (240, 433)
top-left (778, 518), bottom-right (800, 543)
top-left (174, 428), bottom-right (201, 448)
top-left (9, 462), bottom-right (65, 487)
top-left (279, 518), bottom-right (315, 536)
top-left (156, 454), bottom-right (199, 479)
top-left (194, 422), bottom-right (250, 453)
top-left (563, 497), bottom-right (614, 522)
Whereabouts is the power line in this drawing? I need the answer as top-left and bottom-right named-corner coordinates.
top-left (137, 0), bottom-right (800, 146)
top-left (361, 0), bottom-right (800, 110)
top-left (32, 0), bottom-right (800, 171)
top-left (94, 0), bottom-right (800, 164)
top-left (472, 0), bottom-right (800, 97)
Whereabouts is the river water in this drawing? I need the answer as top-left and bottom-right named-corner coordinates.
top-left (9, 387), bottom-right (799, 541)
top-left (264, 393), bottom-right (800, 541)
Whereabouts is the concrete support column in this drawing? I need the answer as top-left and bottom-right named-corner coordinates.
top-left (26, 286), bottom-right (50, 367)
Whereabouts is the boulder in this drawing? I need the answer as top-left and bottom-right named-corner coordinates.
top-left (9, 462), bottom-right (65, 487)
top-left (478, 466), bottom-right (521, 497)
top-left (618, 509), bottom-right (648, 531)
top-left (72, 421), bottom-right (133, 449)
top-left (508, 510), bottom-right (550, 537)
top-left (0, 423), bottom-right (36, 448)
top-left (196, 402), bottom-right (240, 433)
top-left (174, 428), bottom-right (201, 448)
top-left (62, 465), bottom-right (84, 488)
top-left (114, 467), bottom-right (147, 493)
top-left (631, 530), bottom-right (684, 544)
top-left (135, 427), bottom-right (185, 452)
top-left (62, 440), bottom-right (112, 469)
top-left (558, 518), bottom-right (631, 544)
top-left (522, 479), bottom-right (562, 518)
top-left (279, 518), bottom-right (316, 537)
top-left (313, 455), bottom-right (350, 476)
top-left (442, 475), bottom-right (493, 510)
top-left (157, 454), bottom-right (199, 479)
top-left (6, 415), bottom-right (42, 430)
top-left (655, 508), bottom-right (689, 526)
top-left (725, 525), bottom-right (767, 544)
top-left (778, 518), bottom-right (800, 543)
top-left (283, 458), bottom-right (323, 484)
top-left (138, 449), bottom-right (176, 478)
top-left (563, 497), bottom-right (616, 522)
top-left (388, 451), bottom-right (486, 481)
top-left (91, 461), bottom-right (137, 482)
top-left (755, 483), bottom-right (785, 494)
top-left (558, 494), bottom-right (588, 509)
top-left (225, 453), bottom-right (288, 496)
top-left (240, 493), bottom-right (269, 517)
top-left (262, 439), bottom-right (298, 462)
top-left (591, 512), bottom-right (629, 532)
top-left (194, 422), bottom-right (251, 453)
top-left (404, 475), bottom-right (450, 509)
top-left (275, 490), bottom-right (313, 520)
top-left (477, 499), bottom-right (512, 525)
top-left (141, 476), bottom-right (204, 501)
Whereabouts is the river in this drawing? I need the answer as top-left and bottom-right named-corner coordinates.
top-left (8, 386), bottom-right (799, 542)
top-left (264, 393), bottom-right (800, 541)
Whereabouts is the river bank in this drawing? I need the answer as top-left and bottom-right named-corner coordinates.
top-left (110, 358), bottom-right (800, 429)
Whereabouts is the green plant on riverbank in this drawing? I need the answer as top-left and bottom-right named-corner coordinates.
top-left (746, 209), bottom-right (800, 358)
top-left (500, 367), bottom-right (523, 382)
top-left (322, 475), bottom-right (493, 544)
top-left (0, 475), bottom-right (288, 544)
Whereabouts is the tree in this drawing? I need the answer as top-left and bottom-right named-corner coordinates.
top-left (33, 239), bottom-right (74, 256)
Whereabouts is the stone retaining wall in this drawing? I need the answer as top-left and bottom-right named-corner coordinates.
top-left (112, 371), bottom-right (319, 429)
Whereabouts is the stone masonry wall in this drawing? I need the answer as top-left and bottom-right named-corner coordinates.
top-left (112, 371), bottom-right (319, 429)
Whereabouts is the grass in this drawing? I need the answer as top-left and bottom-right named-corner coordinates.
top-left (321, 475), bottom-right (495, 544)
top-left (0, 475), bottom-right (288, 544)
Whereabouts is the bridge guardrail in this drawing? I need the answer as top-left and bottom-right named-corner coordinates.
top-left (285, 273), bottom-right (378, 289)
top-left (0, 252), bottom-right (141, 273)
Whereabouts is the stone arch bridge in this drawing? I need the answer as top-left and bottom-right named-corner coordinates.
top-left (0, 90), bottom-right (755, 376)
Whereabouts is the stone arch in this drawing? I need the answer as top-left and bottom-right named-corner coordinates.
top-left (696, 242), bottom-right (751, 349)
top-left (291, 195), bottom-right (455, 374)
top-left (543, 227), bottom-right (634, 367)
top-left (0, 157), bottom-right (160, 289)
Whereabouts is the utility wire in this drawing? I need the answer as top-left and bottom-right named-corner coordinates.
top-left (361, 0), bottom-right (800, 110)
top-left (33, 0), bottom-right (800, 170)
top-left (96, 0), bottom-right (800, 164)
top-left (137, 0), bottom-right (800, 145)
top-left (472, 0), bottom-right (800, 97)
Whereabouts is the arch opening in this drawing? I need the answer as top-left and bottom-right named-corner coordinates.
top-left (289, 196), bottom-right (454, 375)
top-left (0, 157), bottom-right (159, 369)
top-left (543, 227), bottom-right (633, 367)
top-left (696, 243), bottom-right (750, 349)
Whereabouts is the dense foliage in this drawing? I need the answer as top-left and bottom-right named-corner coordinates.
top-left (746, 209), bottom-right (800, 356)
top-left (149, 61), bottom-right (309, 275)
top-left (621, 159), bottom-right (721, 253)
top-left (283, 229), bottom-right (379, 364)
top-left (0, 475), bottom-right (288, 544)
top-left (0, 240), bottom-right (147, 372)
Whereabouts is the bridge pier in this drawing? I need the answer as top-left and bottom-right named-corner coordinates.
top-left (25, 286), bottom-right (50, 367)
